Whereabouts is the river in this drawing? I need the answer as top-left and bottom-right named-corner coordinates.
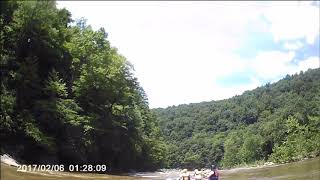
top-left (1, 157), bottom-right (319, 180)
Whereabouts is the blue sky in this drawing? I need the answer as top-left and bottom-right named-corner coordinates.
top-left (57, 1), bottom-right (320, 108)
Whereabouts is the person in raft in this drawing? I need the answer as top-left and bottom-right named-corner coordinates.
top-left (208, 165), bottom-right (219, 180)
top-left (179, 169), bottom-right (191, 180)
top-left (194, 169), bottom-right (202, 180)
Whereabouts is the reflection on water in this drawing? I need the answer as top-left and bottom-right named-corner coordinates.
top-left (220, 157), bottom-right (320, 180)
top-left (1, 157), bottom-right (319, 180)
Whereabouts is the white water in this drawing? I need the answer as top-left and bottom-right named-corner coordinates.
top-left (1, 154), bottom-right (19, 167)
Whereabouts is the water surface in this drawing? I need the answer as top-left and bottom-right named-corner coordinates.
top-left (1, 157), bottom-right (319, 180)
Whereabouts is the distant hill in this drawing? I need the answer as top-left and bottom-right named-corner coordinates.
top-left (153, 68), bottom-right (320, 168)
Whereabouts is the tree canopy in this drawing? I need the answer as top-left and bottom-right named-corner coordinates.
top-left (154, 68), bottom-right (320, 168)
top-left (0, 0), bottom-right (165, 172)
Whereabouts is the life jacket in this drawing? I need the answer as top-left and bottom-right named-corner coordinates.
top-left (180, 172), bottom-right (191, 180)
top-left (194, 174), bottom-right (202, 180)
top-left (208, 170), bottom-right (219, 180)
top-left (182, 175), bottom-right (190, 180)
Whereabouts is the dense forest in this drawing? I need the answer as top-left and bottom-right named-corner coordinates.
top-left (0, 1), bottom-right (166, 172)
top-left (154, 68), bottom-right (320, 169)
top-left (1, 0), bottom-right (319, 173)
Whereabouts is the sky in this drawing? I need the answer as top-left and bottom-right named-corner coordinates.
top-left (57, 1), bottom-right (320, 108)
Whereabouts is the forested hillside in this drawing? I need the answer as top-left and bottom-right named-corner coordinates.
top-left (1, 0), bottom-right (319, 173)
top-left (0, 1), bottom-right (166, 172)
top-left (154, 68), bottom-right (320, 168)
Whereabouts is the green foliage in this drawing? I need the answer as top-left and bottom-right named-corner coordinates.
top-left (0, 84), bottom-right (15, 131)
top-left (155, 68), bottom-right (320, 168)
top-left (239, 133), bottom-right (263, 163)
top-left (0, 0), bottom-right (165, 171)
top-left (1, 0), bottom-right (319, 171)
top-left (183, 153), bottom-right (202, 168)
top-left (44, 70), bottom-right (68, 98)
top-left (270, 116), bottom-right (320, 163)
top-left (222, 131), bottom-right (244, 167)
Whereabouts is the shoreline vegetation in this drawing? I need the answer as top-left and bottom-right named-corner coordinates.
top-left (153, 68), bottom-right (320, 169)
top-left (1, 0), bottom-right (319, 174)
top-left (154, 69), bottom-right (320, 170)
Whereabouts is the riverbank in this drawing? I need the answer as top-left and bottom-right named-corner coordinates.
top-left (1, 153), bottom-right (319, 178)
top-left (1, 154), bottom-right (319, 180)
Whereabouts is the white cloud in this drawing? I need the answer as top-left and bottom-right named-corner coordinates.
top-left (283, 41), bottom-right (304, 50)
top-left (213, 77), bottom-right (261, 100)
top-left (262, 1), bottom-right (320, 44)
top-left (297, 56), bottom-right (320, 72)
top-left (57, 1), bottom-right (319, 108)
top-left (247, 52), bottom-right (319, 84)
top-left (249, 51), bottom-right (296, 81)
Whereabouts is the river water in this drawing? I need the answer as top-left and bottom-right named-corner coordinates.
top-left (1, 157), bottom-right (319, 180)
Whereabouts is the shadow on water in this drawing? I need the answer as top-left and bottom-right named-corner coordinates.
top-left (1, 157), bottom-right (319, 180)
